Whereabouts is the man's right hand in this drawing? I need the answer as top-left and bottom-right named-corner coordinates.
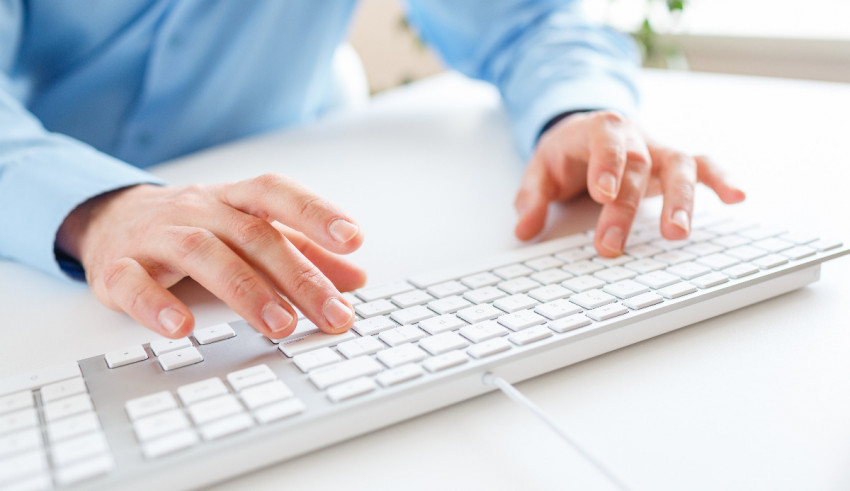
top-left (56, 174), bottom-right (367, 339)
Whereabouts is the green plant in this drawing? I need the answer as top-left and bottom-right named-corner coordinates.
top-left (631, 0), bottom-right (690, 66)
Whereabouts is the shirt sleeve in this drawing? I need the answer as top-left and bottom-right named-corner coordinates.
top-left (403, 0), bottom-right (641, 160)
top-left (0, 79), bottom-right (164, 279)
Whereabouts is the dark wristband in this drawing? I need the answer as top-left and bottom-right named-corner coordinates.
top-left (538, 109), bottom-right (598, 141)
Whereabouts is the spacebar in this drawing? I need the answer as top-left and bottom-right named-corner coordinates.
top-left (0, 362), bottom-right (82, 396)
top-left (279, 331), bottom-right (356, 357)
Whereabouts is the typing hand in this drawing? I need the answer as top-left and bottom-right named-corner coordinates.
top-left (513, 110), bottom-right (746, 255)
top-left (56, 174), bottom-right (367, 339)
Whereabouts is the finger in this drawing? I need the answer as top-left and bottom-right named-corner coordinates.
top-left (657, 151), bottom-right (698, 240)
top-left (274, 223), bottom-right (368, 292)
top-left (514, 153), bottom-right (555, 241)
top-left (594, 143), bottom-right (653, 256)
top-left (222, 174), bottom-right (364, 255)
top-left (100, 257), bottom-right (195, 339)
top-left (695, 156), bottom-right (746, 204)
top-left (586, 112), bottom-right (632, 204)
top-left (158, 226), bottom-right (299, 338)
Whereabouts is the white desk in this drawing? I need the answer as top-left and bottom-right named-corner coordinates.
top-left (2, 70), bottom-right (849, 490)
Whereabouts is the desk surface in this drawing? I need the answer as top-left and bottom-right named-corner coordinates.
top-left (2, 70), bottom-right (849, 490)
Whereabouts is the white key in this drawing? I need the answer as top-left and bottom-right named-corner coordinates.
top-left (460, 272), bottom-right (501, 289)
top-left (548, 314), bottom-right (592, 333)
top-left (712, 234), bottom-right (750, 248)
top-left (267, 319), bottom-right (321, 343)
top-left (623, 258), bottom-right (666, 274)
top-left (376, 344), bottom-right (428, 368)
top-left (623, 292), bottom-right (664, 310)
top-left (534, 299), bottom-right (582, 320)
top-left (740, 226), bottom-right (785, 241)
top-left (353, 316), bottom-right (397, 336)
top-left (658, 282), bottom-right (698, 299)
top-left (651, 238), bottom-right (690, 251)
top-left (423, 351), bottom-right (469, 373)
top-left (187, 394), bottom-right (243, 426)
top-left (696, 253), bottom-right (739, 271)
top-left (603, 280), bottom-right (649, 299)
top-left (0, 428), bottom-right (41, 459)
top-left (594, 267), bottom-right (637, 283)
top-left (683, 242), bottom-right (724, 257)
top-left (463, 286), bottom-right (506, 304)
top-left (529, 268), bottom-right (572, 285)
top-left (240, 381), bottom-right (294, 410)
top-left (177, 377), bottom-right (228, 406)
top-left (0, 450), bottom-right (47, 485)
top-left (811, 238), bottom-right (842, 251)
top-left (418, 314), bottom-right (467, 335)
top-left (562, 260), bottom-right (604, 276)
top-left (253, 398), bottom-right (305, 424)
top-left (0, 392), bottom-right (32, 417)
top-left (509, 325), bottom-right (553, 346)
top-left (459, 321), bottom-right (508, 343)
top-left (555, 247), bottom-right (594, 263)
top-left (390, 305), bottom-right (435, 325)
top-left (52, 432), bottom-right (109, 468)
top-left (782, 245), bottom-right (816, 260)
top-left (278, 330), bottom-right (356, 357)
top-left (593, 255), bottom-right (634, 267)
top-left (104, 345), bottom-right (149, 369)
top-left (0, 408), bottom-right (37, 436)
top-left (193, 323), bottom-right (236, 345)
top-left (493, 294), bottom-right (538, 313)
top-left (723, 262), bottom-right (759, 279)
top-left (158, 346), bottom-right (203, 371)
top-left (561, 275), bottom-right (606, 293)
top-left (379, 325), bottom-right (427, 347)
top-left (342, 292), bottom-right (361, 306)
top-left (625, 244), bottom-right (663, 259)
top-left (457, 304), bottom-right (502, 323)
top-left (493, 263), bottom-right (535, 279)
top-left (47, 411), bottom-right (100, 443)
top-left (356, 280), bottom-right (415, 302)
top-left (55, 453), bottom-right (114, 486)
top-left (427, 295), bottom-right (472, 315)
top-left (43, 394), bottom-right (92, 422)
top-left (141, 429), bottom-right (199, 459)
top-left (327, 377), bottom-right (377, 403)
top-left (725, 245), bottom-right (767, 262)
top-left (780, 231), bottom-right (819, 245)
top-left (126, 391), bottom-right (177, 421)
top-left (337, 335), bottom-right (386, 359)
top-left (688, 229), bottom-right (717, 242)
top-left (391, 289), bottom-right (434, 308)
top-left (3, 474), bottom-right (51, 491)
top-left (666, 261), bottom-right (712, 280)
top-left (753, 253), bottom-right (788, 269)
top-left (634, 270), bottom-right (680, 289)
top-left (309, 357), bottom-right (383, 389)
top-left (419, 332), bottom-right (469, 356)
top-left (199, 413), bottom-right (253, 441)
top-left (497, 277), bottom-right (540, 295)
top-left (426, 280), bottom-right (468, 298)
top-left (528, 284), bottom-right (571, 303)
top-left (149, 337), bottom-right (193, 356)
top-left (569, 289), bottom-right (616, 310)
top-left (691, 272), bottom-right (729, 289)
top-left (498, 310), bottom-right (547, 332)
top-left (226, 364), bottom-right (277, 392)
top-left (292, 347), bottom-right (341, 373)
top-left (376, 364), bottom-right (424, 387)
top-left (586, 303), bottom-right (629, 321)
top-left (0, 363), bottom-right (80, 397)
top-left (133, 409), bottom-right (190, 442)
top-left (524, 256), bottom-right (564, 271)
top-left (354, 299), bottom-right (396, 318)
top-left (653, 250), bottom-right (696, 265)
top-left (467, 338), bottom-right (512, 359)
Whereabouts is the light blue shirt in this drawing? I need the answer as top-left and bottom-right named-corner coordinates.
top-left (0, 0), bottom-right (639, 278)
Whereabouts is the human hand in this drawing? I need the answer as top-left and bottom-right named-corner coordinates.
top-left (514, 111), bottom-right (745, 254)
top-left (56, 174), bottom-right (367, 339)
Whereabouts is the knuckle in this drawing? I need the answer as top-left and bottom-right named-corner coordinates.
top-left (233, 217), bottom-right (274, 248)
top-left (614, 194), bottom-right (641, 217)
top-left (174, 227), bottom-right (217, 260)
top-left (102, 258), bottom-right (135, 291)
top-left (225, 271), bottom-right (262, 303)
top-left (594, 110), bottom-right (626, 125)
top-left (252, 173), bottom-right (288, 193)
top-left (668, 181), bottom-right (695, 202)
top-left (289, 265), bottom-right (326, 299)
top-left (297, 194), bottom-right (330, 220)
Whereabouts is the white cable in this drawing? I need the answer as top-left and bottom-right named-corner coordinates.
top-left (482, 373), bottom-right (631, 491)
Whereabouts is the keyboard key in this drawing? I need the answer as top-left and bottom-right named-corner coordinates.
top-left (534, 298), bottom-right (582, 320)
top-left (547, 314), bottom-right (592, 333)
top-left (603, 280), bottom-right (649, 299)
top-left (460, 272), bottom-right (501, 289)
top-left (391, 305), bottom-right (436, 325)
top-left (751, 237), bottom-right (794, 253)
top-left (493, 294), bottom-right (539, 313)
top-left (142, 429), bottom-right (199, 459)
top-left (419, 332), bottom-right (469, 356)
top-left (423, 351), bottom-right (469, 373)
top-left (666, 261), bottom-right (712, 280)
top-left (624, 244), bottom-right (663, 259)
top-left (691, 272), bottom-right (729, 289)
top-left (427, 295), bottom-right (472, 315)
top-left (126, 391), bottom-right (178, 421)
top-left (740, 226), bottom-right (785, 241)
top-left (292, 347), bottom-right (341, 373)
top-left (104, 345), bottom-right (149, 368)
top-left (524, 256), bottom-right (564, 271)
top-left (561, 275), bottom-right (606, 293)
top-left (199, 413), bottom-right (253, 441)
top-left (43, 394), bottom-right (93, 422)
top-left (623, 258), bottom-right (666, 274)
top-left (327, 377), bottom-right (377, 403)
top-left (187, 394), bottom-right (243, 426)
top-left (463, 286), bottom-right (507, 304)
top-left (51, 432), bottom-right (109, 467)
top-left (497, 310), bottom-right (547, 331)
top-left (354, 299), bottom-right (395, 318)
top-left (47, 411), bottom-right (100, 443)
top-left (376, 364), bottom-right (424, 388)
top-left (782, 245), bottom-right (816, 260)
top-left (586, 303), bottom-right (629, 321)
top-left (711, 234), bottom-right (750, 248)
top-left (0, 450), bottom-right (47, 485)
top-left (658, 282), bottom-right (698, 299)
top-left (193, 323), bottom-right (236, 345)
top-left (593, 255), bottom-right (634, 267)
top-left (457, 304), bottom-right (502, 323)
top-left (562, 260), bottom-right (604, 276)
top-left (528, 284), bottom-right (571, 303)
top-left (594, 266), bottom-right (637, 283)
top-left (622, 292), bottom-right (664, 310)
top-left (529, 268), bottom-right (572, 285)
top-left (0, 408), bottom-right (37, 436)
top-left (0, 363), bottom-right (80, 396)
top-left (356, 280), bottom-right (414, 302)
top-left (493, 263), bottom-right (534, 279)
top-left (459, 321), bottom-right (508, 343)
top-left (376, 344), bottom-right (428, 368)
top-left (555, 247), bottom-right (594, 263)
top-left (723, 263), bottom-right (759, 279)
top-left (240, 381), bottom-right (294, 410)
top-left (497, 277), bottom-right (541, 295)
top-left (467, 338), bottom-right (511, 359)
top-left (177, 377), bottom-right (229, 406)
top-left (54, 452), bottom-right (114, 486)
top-left (309, 357), bottom-right (383, 389)
top-left (753, 254), bottom-right (788, 269)
top-left (418, 314), bottom-right (467, 335)
top-left (278, 330), bottom-right (356, 357)
top-left (426, 280), bottom-right (468, 298)
top-left (353, 316), bottom-right (397, 336)
top-left (133, 409), bottom-right (190, 442)
top-left (634, 270), bottom-right (680, 289)
top-left (253, 398), bottom-right (305, 424)
top-left (158, 346), bottom-right (204, 371)
top-left (0, 428), bottom-right (41, 459)
top-left (682, 242), bottom-right (724, 257)
top-left (651, 238), bottom-right (690, 251)
top-left (508, 325), bottom-right (553, 346)
top-left (0, 391), bottom-right (32, 416)
top-left (725, 245), bottom-right (767, 262)
top-left (149, 337), bottom-right (193, 356)
top-left (696, 253), bottom-right (739, 271)
top-left (391, 289), bottom-right (434, 308)
top-left (3, 474), bottom-right (51, 491)
top-left (342, 292), bottom-right (361, 306)
top-left (569, 289), bottom-right (616, 310)
top-left (226, 364), bottom-right (277, 392)
top-left (780, 231), bottom-right (818, 244)
top-left (378, 325), bottom-right (427, 347)
top-left (811, 238), bottom-right (842, 251)
top-left (653, 250), bottom-right (696, 265)
top-left (267, 319), bottom-right (321, 343)
top-left (337, 335), bottom-right (386, 359)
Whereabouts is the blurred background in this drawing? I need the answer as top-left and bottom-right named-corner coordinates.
top-left (348, 0), bottom-right (850, 93)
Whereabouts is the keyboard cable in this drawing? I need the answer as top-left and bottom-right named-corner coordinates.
top-left (482, 373), bottom-right (631, 491)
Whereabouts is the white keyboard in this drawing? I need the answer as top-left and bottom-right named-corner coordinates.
top-left (1, 216), bottom-right (847, 490)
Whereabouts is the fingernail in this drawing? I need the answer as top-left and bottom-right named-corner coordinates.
top-left (329, 219), bottom-right (359, 244)
top-left (323, 297), bottom-right (353, 332)
top-left (263, 303), bottom-right (294, 333)
top-left (597, 172), bottom-right (618, 199)
top-left (158, 307), bottom-right (186, 334)
top-left (671, 209), bottom-right (690, 234)
top-left (601, 226), bottom-right (625, 254)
